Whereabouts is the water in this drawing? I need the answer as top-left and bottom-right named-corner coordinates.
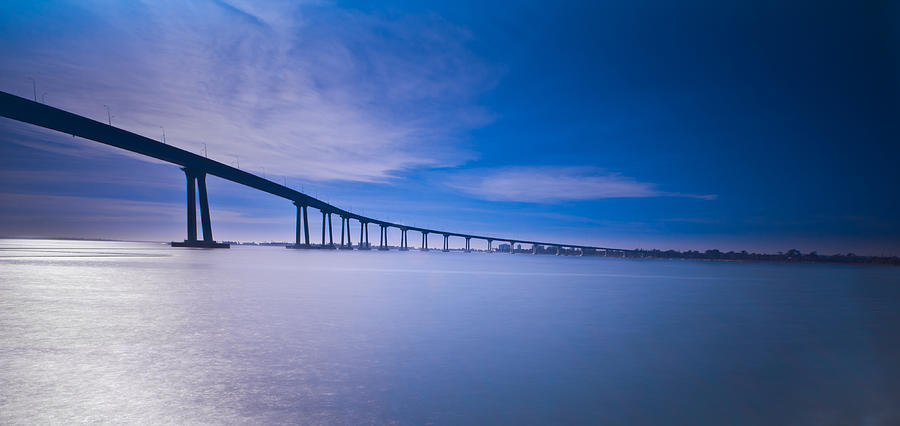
top-left (1, 239), bottom-right (899, 425)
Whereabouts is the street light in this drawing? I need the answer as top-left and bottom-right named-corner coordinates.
top-left (160, 126), bottom-right (166, 144)
top-left (103, 105), bottom-right (112, 125)
top-left (41, 92), bottom-right (47, 104)
top-left (26, 78), bottom-right (36, 101)
top-left (201, 142), bottom-right (207, 158)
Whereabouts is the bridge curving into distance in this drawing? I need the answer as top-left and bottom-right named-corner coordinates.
top-left (0, 90), bottom-right (628, 256)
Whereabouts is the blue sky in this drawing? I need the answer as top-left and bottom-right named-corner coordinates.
top-left (1, 0), bottom-right (898, 254)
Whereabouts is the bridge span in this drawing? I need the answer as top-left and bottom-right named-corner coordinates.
top-left (0, 90), bottom-right (627, 255)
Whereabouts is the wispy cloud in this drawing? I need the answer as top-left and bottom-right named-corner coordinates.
top-left (0, 192), bottom-right (289, 225)
top-left (447, 166), bottom-right (716, 203)
top-left (0, 1), bottom-right (497, 182)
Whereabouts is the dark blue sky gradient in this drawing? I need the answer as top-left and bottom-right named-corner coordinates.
top-left (1, 0), bottom-right (898, 254)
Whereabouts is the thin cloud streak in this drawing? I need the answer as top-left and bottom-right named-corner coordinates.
top-left (447, 167), bottom-right (716, 203)
top-left (0, 192), bottom-right (289, 225)
top-left (0, 1), bottom-right (497, 182)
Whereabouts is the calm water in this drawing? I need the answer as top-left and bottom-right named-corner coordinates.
top-left (1, 239), bottom-right (899, 425)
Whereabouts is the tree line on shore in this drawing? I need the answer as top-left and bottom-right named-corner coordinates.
top-left (617, 248), bottom-right (900, 266)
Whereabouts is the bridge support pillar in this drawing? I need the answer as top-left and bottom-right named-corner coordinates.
top-left (422, 232), bottom-right (428, 251)
top-left (533, 244), bottom-right (538, 255)
top-left (327, 213), bottom-right (334, 248)
top-left (487, 239), bottom-right (492, 252)
top-left (303, 206), bottom-right (310, 245)
top-left (556, 246), bottom-right (561, 256)
top-left (317, 211), bottom-right (334, 249)
top-left (442, 234), bottom-right (449, 252)
top-left (339, 217), bottom-right (353, 249)
top-left (287, 202), bottom-right (312, 249)
top-left (172, 168), bottom-right (228, 248)
top-left (378, 225), bottom-right (389, 250)
top-left (185, 169), bottom-right (197, 242)
top-left (465, 237), bottom-right (471, 252)
top-left (358, 222), bottom-right (370, 250)
top-left (400, 229), bottom-right (409, 251)
top-left (510, 241), bottom-right (516, 254)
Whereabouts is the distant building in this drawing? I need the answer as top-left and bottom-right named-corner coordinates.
top-left (498, 243), bottom-right (510, 252)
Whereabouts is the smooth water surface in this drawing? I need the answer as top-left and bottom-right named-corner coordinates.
top-left (1, 239), bottom-right (899, 425)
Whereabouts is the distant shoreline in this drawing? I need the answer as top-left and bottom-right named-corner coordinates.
top-left (2, 236), bottom-right (897, 267)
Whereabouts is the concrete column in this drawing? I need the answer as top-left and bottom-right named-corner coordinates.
top-left (294, 202), bottom-right (302, 246)
top-left (327, 213), bottom-right (334, 247)
top-left (340, 216), bottom-right (345, 247)
top-left (345, 217), bottom-right (352, 248)
top-left (302, 206), bottom-right (309, 245)
top-left (321, 211), bottom-right (326, 246)
top-left (196, 172), bottom-right (213, 242)
top-left (184, 168), bottom-right (197, 242)
top-left (172, 168), bottom-right (228, 248)
top-left (379, 226), bottom-right (389, 250)
top-left (488, 239), bottom-right (492, 251)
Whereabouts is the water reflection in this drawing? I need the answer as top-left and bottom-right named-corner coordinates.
top-left (1, 239), bottom-right (899, 424)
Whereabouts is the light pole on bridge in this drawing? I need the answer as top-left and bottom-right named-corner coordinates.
top-left (26, 78), bottom-right (36, 102)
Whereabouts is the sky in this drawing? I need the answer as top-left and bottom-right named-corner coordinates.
top-left (1, 0), bottom-right (898, 255)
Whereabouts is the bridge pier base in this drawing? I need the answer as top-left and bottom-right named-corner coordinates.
top-left (358, 222), bottom-right (371, 250)
top-left (442, 234), bottom-right (449, 252)
top-left (338, 217), bottom-right (353, 249)
top-left (287, 203), bottom-right (313, 249)
top-left (378, 225), bottom-right (389, 250)
top-left (399, 229), bottom-right (409, 251)
top-left (172, 167), bottom-right (229, 248)
top-left (172, 240), bottom-right (230, 248)
top-left (326, 212), bottom-right (335, 249)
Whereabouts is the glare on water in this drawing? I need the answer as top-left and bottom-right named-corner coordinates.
top-left (1, 239), bottom-right (899, 425)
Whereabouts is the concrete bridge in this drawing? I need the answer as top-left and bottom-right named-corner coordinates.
top-left (0, 90), bottom-right (628, 256)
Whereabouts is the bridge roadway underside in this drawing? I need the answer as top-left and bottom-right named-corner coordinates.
top-left (0, 90), bottom-right (625, 255)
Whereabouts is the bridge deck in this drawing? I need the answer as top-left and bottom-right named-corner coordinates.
top-left (0, 91), bottom-right (624, 251)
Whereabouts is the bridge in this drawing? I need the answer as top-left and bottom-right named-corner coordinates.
top-left (0, 90), bottom-right (628, 256)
